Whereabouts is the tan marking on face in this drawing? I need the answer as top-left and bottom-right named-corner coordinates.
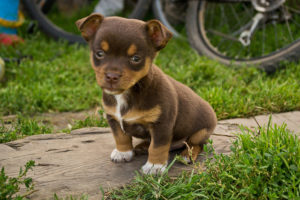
top-left (188, 129), bottom-right (209, 145)
top-left (148, 142), bottom-right (170, 164)
top-left (127, 44), bottom-right (137, 56)
top-left (90, 52), bottom-right (106, 87)
top-left (122, 105), bottom-right (161, 124)
top-left (121, 57), bottom-right (152, 90)
top-left (101, 40), bottom-right (109, 51)
top-left (112, 124), bottom-right (133, 152)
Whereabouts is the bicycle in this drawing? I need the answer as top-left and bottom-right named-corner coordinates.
top-left (22, 0), bottom-right (152, 44)
top-left (155, 0), bottom-right (300, 71)
top-left (23, 0), bottom-right (300, 71)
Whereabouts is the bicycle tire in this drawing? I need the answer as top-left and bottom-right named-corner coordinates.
top-left (186, 1), bottom-right (300, 72)
top-left (129, 0), bottom-right (152, 19)
top-left (152, 0), bottom-right (181, 38)
top-left (22, 0), bottom-right (152, 44)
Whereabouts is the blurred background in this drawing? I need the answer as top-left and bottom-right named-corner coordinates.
top-left (0, 0), bottom-right (299, 142)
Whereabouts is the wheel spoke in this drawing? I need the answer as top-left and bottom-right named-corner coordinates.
top-left (273, 22), bottom-right (278, 50)
top-left (216, 38), bottom-right (226, 51)
top-left (246, 42), bottom-right (251, 58)
top-left (199, 0), bottom-right (300, 62)
top-left (286, 6), bottom-right (300, 14)
top-left (218, 5), bottom-right (227, 30)
top-left (36, 0), bottom-right (46, 10)
top-left (262, 21), bottom-right (265, 56)
top-left (287, 5), bottom-right (300, 29)
top-left (242, 3), bottom-right (253, 17)
top-left (225, 40), bottom-right (235, 58)
top-left (208, 3), bottom-right (216, 28)
top-left (236, 44), bottom-right (243, 59)
top-left (230, 4), bottom-right (242, 27)
top-left (290, 17), bottom-right (300, 28)
top-left (282, 7), bottom-right (294, 42)
top-left (207, 29), bottom-right (240, 42)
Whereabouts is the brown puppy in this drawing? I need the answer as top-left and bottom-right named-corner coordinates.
top-left (76, 14), bottom-right (217, 174)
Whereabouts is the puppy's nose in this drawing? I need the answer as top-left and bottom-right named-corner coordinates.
top-left (105, 72), bottom-right (121, 84)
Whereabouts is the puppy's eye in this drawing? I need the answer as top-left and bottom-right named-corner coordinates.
top-left (131, 55), bottom-right (141, 63)
top-left (95, 50), bottom-right (105, 59)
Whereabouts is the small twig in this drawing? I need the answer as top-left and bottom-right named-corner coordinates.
top-left (212, 133), bottom-right (236, 138)
top-left (20, 189), bottom-right (39, 198)
top-left (252, 116), bottom-right (261, 136)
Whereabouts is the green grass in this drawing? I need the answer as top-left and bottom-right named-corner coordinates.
top-left (53, 193), bottom-right (89, 200)
top-left (0, 35), bottom-right (100, 115)
top-left (62, 110), bottom-right (108, 133)
top-left (0, 15), bottom-right (300, 143)
top-left (0, 10), bottom-right (299, 200)
top-left (0, 111), bottom-right (107, 143)
top-left (0, 116), bottom-right (52, 143)
top-left (105, 121), bottom-right (300, 199)
top-left (0, 30), bottom-right (299, 119)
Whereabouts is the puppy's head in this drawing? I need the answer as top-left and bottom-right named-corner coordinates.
top-left (76, 14), bottom-right (172, 95)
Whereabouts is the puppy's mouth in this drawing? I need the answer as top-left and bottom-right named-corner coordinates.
top-left (102, 86), bottom-right (124, 95)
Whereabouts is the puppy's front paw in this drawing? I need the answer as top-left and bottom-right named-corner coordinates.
top-left (141, 161), bottom-right (167, 175)
top-left (110, 148), bottom-right (134, 162)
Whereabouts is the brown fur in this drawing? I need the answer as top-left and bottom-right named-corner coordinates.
top-left (101, 99), bottom-right (116, 116)
top-left (134, 140), bottom-right (150, 155)
top-left (148, 135), bottom-right (171, 164)
top-left (76, 14), bottom-right (217, 166)
top-left (112, 125), bottom-right (133, 152)
top-left (189, 129), bottom-right (210, 146)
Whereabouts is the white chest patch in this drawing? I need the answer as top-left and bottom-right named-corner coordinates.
top-left (114, 94), bottom-right (127, 131)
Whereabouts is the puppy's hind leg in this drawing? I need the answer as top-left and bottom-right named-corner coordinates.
top-left (134, 140), bottom-right (150, 155)
top-left (180, 128), bottom-right (211, 163)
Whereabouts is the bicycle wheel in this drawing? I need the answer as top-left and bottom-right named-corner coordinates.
top-left (152, 0), bottom-right (187, 38)
top-left (22, 0), bottom-right (152, 44)
top-left (186, 0), bottom-right (300, 72)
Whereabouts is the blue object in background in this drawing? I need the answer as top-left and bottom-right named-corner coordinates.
top-left (0, 0), bottom-right (20, 34)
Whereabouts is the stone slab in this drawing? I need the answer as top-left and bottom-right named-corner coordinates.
top-left (214, 116), bottom-right (259, 136)
top-left (0, 112), bottom-right (299, 199)
top-left (0, 127), bottom-right (234, 200)
top-left (254, 111), bottom-right (300, 134)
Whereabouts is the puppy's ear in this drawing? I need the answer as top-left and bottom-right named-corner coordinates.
top-left (76, 14), bottom-right (104, 41)
top-left (145, 20), bottom-right (172, 50)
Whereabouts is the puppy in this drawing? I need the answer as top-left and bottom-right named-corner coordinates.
top-left (76, 14), bottom-right (217, 174)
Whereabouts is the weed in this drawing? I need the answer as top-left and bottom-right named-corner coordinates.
top-left (0, 161), bottom-right (35, 200)
top-left (53, 193), bottom-right (89, 200)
